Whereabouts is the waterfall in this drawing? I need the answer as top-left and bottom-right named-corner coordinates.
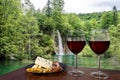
top-left (53, 30), bottom-right (64, 62)
top-left (57, 30), bottom-right (64, 55)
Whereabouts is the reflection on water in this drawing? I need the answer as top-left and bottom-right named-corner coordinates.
top-left (53, 54), bottom-right (74, 66)
top-left (0, 55), bottom-right (120, 76)
top-left (0, 60), bottom-right (30, 76)
top-left (52, 54), bottom-right (120, 70)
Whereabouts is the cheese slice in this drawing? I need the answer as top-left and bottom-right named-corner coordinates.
top-left (35, 56), bottom-right (53, 69)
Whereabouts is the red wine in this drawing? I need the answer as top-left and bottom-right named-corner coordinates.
top-left (89, 41), bottom-right (110, 55)
top-left (67, 41), bottom-right (85, 55)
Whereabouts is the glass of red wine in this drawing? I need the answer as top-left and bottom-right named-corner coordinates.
top-left (67, 30), bottom-right (86, 76)
top-left (89, 29), bottom-right (110, 79)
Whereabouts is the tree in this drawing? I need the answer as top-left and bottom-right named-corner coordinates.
top-left (51, 0), bottom-right (64, 13)
top-left (40, 0), bottom-right (66, 36)
top-left (67, 14), bottom-right (82, 30)
top-left (51, 0), bottom-right (65, 31)
top-left (45, 0), bottom-right (52, 17)
top-left (113, 6), bottom-right (118, 26)
top-left (0, 0), bottom-right (23, 59)
top-left (21, 0), bottom-right (35, 15)
top-left (100, 11), bottom-right (113, 29)
top-left (0, 0), bottom-right (40, 60)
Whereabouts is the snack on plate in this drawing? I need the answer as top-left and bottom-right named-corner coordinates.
top-left (26, 56), bottom-right (63, 73)
top-left (26, 65), bottom-right (51, 73)
top-left (35, 56), bottom-right (53, 69)
top-left (51, 62), bottom-right (63, 72)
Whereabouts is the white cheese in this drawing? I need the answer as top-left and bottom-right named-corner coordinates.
top-left (35, 56), bottom-right (53, 68)
top-left (32, 64), bottom-right (38, 68)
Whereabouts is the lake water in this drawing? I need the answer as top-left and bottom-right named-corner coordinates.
top-left (0, 60), bottom-right (30, 76)
top-left (53, 55), bottom-right (120, 70)
top-left (0, 55), bottom-right (120, 76)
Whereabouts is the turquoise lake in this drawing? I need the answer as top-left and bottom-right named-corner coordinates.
top-left (0, 55), bottom-right (120, 76)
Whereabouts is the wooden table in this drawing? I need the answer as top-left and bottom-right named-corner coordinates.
top-left (0, 64), bottom-right (120, 80)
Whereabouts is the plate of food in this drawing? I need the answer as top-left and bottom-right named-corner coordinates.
top-left (26, 56), bottom-right (66, 74)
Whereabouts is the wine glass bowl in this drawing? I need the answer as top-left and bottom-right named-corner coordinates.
top-left (67, 41), bottom-right (85, 55)
top-left (89, 41), bottom-right (110, 55)
top-left (89, 29), bottom-right (110, 79)
top-left (67, 30), bottom-right (86, 76)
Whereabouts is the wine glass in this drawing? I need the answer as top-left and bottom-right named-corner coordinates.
top-left (89, 29), bottom-right (110, 79)
top-left (67, 30), bottom-right (86, 76)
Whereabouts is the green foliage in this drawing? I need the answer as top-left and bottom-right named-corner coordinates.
top-left (1, 0), bottom-right (120, 61)
top-left (67, 14), bottom-right (82, 30)
top-left (100, 11), bottom-right (114, 29)
top-left (0, 0), bottom-right (51, 60)
top-left (0, 0), bottom-right (23, 58)
top-left (43, 17), bottom-right (55, 35)
top-left (15, 53), bottom-right (30, 60)
top-left (80, 45), bottom-right (95, 57)
top-left (109, 24), bottom-right (120, 54)
top-left (113, 6), bottom-right (118, 26)
top-left (51, 0), bottom-right (64, 13)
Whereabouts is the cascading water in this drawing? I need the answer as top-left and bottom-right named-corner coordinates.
top-left (57, 30), bottom-right (64, 55)
top-left (53, 30), bottom-right (64, 63)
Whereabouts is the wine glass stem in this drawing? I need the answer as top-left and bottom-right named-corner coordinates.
top-left (75, 55), bottom-right (78, 70)
top-left (98, 55), bottom-right (101, 75)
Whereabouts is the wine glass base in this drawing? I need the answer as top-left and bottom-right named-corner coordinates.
top-left (90, 71), bottom-right (109, 79)
top-left (68, 70), bottom-right (84, 77)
